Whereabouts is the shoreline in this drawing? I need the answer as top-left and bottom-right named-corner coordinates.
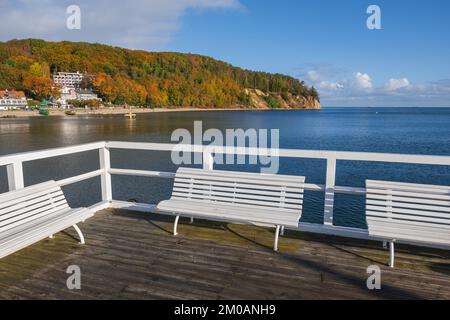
top-left (0, 107), bottom-right (316, 118)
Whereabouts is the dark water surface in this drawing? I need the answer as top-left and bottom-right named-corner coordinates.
top-left (1, 107), bottom-right (449, 228)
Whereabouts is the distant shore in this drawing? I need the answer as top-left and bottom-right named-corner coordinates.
top-left (0, 107), bottom-right (264, 118)
top-left (0, 106), bottom-right (321, 118)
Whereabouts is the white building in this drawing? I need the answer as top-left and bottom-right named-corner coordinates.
top-left (75, 89), bottom-right (100, 101)
top-left (0, 90), bottom-right (27, 110)
top-left (54, 86), bottom-right (77, 108)
top-left (52, 72), bottom-right (84, 88)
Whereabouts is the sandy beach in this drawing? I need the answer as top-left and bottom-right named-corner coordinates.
top-left (0, 106), bottom-right (255, 118)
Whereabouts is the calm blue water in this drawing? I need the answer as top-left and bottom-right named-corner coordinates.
top-left (1, 107), bottom-right (449, 228)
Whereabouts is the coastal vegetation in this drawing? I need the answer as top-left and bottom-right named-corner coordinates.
top-left (0, 39), bottom-right (319, 109)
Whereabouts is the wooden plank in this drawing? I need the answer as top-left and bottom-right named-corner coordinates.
top-left (1, 209), bottom-right (450, 300)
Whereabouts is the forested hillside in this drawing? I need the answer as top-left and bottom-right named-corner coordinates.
top-left (0, 39), bottom-right (319, 109)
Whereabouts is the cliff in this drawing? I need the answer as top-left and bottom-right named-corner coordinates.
top-left (245, 89), bottom-right (320, 110)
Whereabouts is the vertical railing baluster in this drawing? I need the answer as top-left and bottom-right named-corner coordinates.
top-left (203, 149), bottom-right (214, 171)
top-left (6, 161), bottom-right (24, 191)
top-left (99, 147), bottom-right (112, 202)
top-left (323, 157), bottom-right (336, 226)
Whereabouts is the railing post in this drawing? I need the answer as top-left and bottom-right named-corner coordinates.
top-left (6, 161), bottom-right (24, 191)
top-left (323, 157), bottom-right (336, 226)
top-left (99, 147), bottom-right (112, 202)
top-left (203, 149), bottom-right (214, 170)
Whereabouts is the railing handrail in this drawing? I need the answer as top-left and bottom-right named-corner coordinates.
top-left (0, 141), bottom-right (106, 166)
top-left (106, 141), bottom-right (450, 166)
top-left (1, 140), bottom-right (450, 166)
top-left (1, 140), bottom-right (450, 249)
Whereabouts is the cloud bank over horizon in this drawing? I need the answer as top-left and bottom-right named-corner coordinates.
top-left (300, 65), bottom-right (450, 107)
top-left (0, 0), bottom-right (242, 49)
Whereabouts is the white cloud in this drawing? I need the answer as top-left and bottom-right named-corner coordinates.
top-left (306, 70), bottom-right (321, 82)
top-left (0, 0), bottom-right (242, 49)
top-left (384, 78), bottom-right (410, 91)
top-left (317, 81), bottom-right (344, 91)
top-left (301, 64), bottom-right (450, 106)
top-left (352, 72), bottom-right (373, 90)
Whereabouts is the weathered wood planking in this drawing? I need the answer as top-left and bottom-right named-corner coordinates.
top-left (1, 208), bottom-right (449, 300)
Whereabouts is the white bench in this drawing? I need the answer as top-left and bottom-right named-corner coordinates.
top-left (366, 179), bottom-right (450, 267)
top-left (0, 181), bottom-right (93, 259)
top-left (157, 167), bottom-right (305, 251)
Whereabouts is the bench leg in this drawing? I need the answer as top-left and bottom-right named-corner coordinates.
top-left (173, 215), bottom-right (180, 236)
top-left (190, 217), bottom-right (194, 224)
top-left (389, 241), bottom-right (395, 268)
top-left (382, 241), bottom-right (387, 249)
top-left (280, 226), bottom-right (285, 236)
top-left (273, 225), bottom-right (281, 251)
top-left (49, 234), bottom-right (54, 239)
top-left (73, 224), bottom-right (85, 244)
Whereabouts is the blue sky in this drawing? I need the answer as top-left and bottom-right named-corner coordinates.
top-left (1, 0), bottom-right (449, 106)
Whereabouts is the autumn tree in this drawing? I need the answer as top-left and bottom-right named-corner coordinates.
top-left (23, 75), bottom-right (60, 100)
top-left (0, 39), bottom-right (319, 107)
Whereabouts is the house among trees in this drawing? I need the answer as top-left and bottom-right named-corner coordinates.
top-left (54, 86), bottom-right (77, 108)
top-left (0, 90), bottom-right (27, 110)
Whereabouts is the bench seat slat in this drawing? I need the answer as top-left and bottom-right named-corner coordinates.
top-left (0, 203), bottom-right (72, 233)
top-left (0, 181), bottom-right (60, 203)
top-left (0, 191), bottom-right (66, 216)
top-left (0, 208), bottom-right (92, 259)
top-left (178, 167), bottom-right (305, 183)
top-left (167, 197), bottom-right (301, 215)
top-left (364, 218), bottom-right (450, 245)
top-left (176, 173), bottom-right (305, 189)
top-left (367, 205), bottom-right (450, 218)
top-left (173, 182), bottom-right (304, 198)
top-left (367, 180), bottom-right (450, 193)
top-left (174, 177), bottom-right (304, 194)
top-left (367, 199), bottom-right (450, 213)
top-left (172, 192), bottom-right (302, 209)
top-left (158, 199), bottom-right (300, 228)
top-left (367, 210), bottom-right (450, 225)
top-left (0, 180), bottom-right (92, 259)
top-left (367, 193), bottom-right (450, 206)
top-left (0, 186), bottom-right (63, 210)
top-left (0, 194), bottom-right (68, 221)
top-left (366, 188), bottom-right (450, 201)
top-left (366, 180), bottom-right (450, 246)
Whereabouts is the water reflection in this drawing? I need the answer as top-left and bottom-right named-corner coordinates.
top-left (0, 108), bottom-right (449, 228)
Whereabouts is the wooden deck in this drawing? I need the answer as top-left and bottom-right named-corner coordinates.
top-left (1, 208), bottom-right (450, 300)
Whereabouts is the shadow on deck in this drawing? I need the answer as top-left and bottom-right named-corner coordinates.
top-left (1, 208), bottom-right (449, 300)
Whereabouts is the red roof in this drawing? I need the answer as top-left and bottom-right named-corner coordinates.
top-left (0, 90), bottom-right (26, 99)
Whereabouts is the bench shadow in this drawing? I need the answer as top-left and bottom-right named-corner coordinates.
top-left (327, 243), bottom-right (387, 266)
top-left (108, 209), bottom-right (445, 299)
top-left (224, 224), bottom-right (273, 251)
top-left (61, 230), bottom-right (79, 242)
top-left (429, 263), bottom-right (450, 276)
top-left (279, 251), bottom-right (424, 300)
top-left (111, 208), bottom-right (274, 250)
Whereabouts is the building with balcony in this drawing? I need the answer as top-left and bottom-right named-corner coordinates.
top-left (52, 71), bottom-right (84, 88)
top-left (0, 90), bottom-right (28, 110)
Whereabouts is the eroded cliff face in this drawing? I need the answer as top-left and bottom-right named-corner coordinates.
top-left (245, 89), bottom-right (320, 110)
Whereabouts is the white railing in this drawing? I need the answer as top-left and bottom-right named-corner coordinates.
top-left (1, 141), bottom-right (450, 248)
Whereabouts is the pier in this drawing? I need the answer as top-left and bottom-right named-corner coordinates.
top-left (1, 141), bottom-right (450, 299)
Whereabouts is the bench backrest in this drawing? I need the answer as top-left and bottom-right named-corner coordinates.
top-left (0, 181), bottom-right (69, 233)
top-left (172, 167), bottom-right (305, 214)
top-left (366, 180), bottom-right (450, 245)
